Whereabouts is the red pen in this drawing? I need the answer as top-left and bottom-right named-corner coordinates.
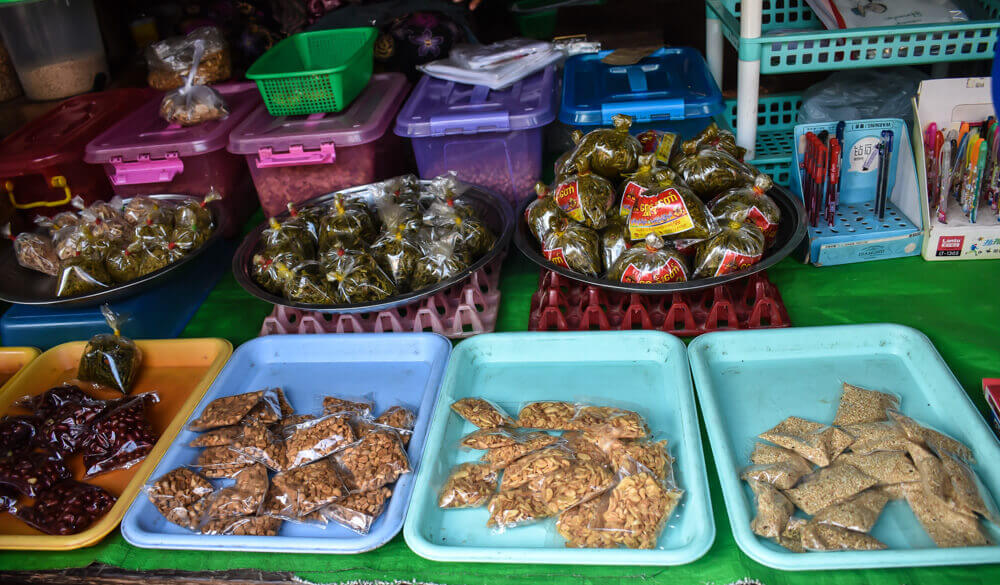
top-left (814, 140), bottom-right (828, 227)
top-left (803, 133), bottom-right (817, 222)
top-left (826, 138), bottom-right (842, 226)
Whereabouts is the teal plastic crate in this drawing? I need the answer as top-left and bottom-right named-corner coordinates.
top-left (707, 0), bottom-right (1000, 74)
top-left (725, 93), bottom-right (801, 187)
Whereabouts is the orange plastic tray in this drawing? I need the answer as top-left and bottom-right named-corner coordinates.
top-left (0, 347), bottom-right (40, 391)
top-left (0, 338), bottom-right (232, 550)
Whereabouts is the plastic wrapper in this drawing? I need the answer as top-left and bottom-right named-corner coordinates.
top-left (283, 203), bottom-right (322, 242)
top-left (451, 398), bottom-right (515, 429)
top-left (189, 390), bottom-right (265, 432)
top-left (0, 414), bottom-right (39, 455)
top-left (17, 384), bottom-right (91, 418)
top-left (77, 305), bottom-right (143, 394)
top-left (122, 196), bottom-right (173, 226)
top-left (557, 498), bottom-right (618, 548)
top-left (146, 27), bottom-right (231, 90)
top-left (104, 243), bottom-right (145, 283)
top-left (561, 431), bottom-right (611, 467)
top-left (812, 488), bottom-right (889, 533)
top-left (322, 395), bottom-right (375, 418)
top-left (525, 182), bottom-right (566, 241)
top-left (784, 462), bottom-right (878, 515)
top-left (708, 174), bottom-right (781, 246)
top-left (0, 449), bottom-right (71, 497)
top-left (480, 432), bottom-right (559, 470)
top-left (411, 234), bottom-right (470, 291)
top-left (748, 478), bottom-right (795, 539)
top-left (460, 427), bottom-right (520, 450)
top-left (200, 514), bottom-right (282, 536)
top-left (597, 471), bottom-right (683, 549)
top-left (242, 387), bottom-right (287, 424)
top-left (552, 162), bottom-right (615, 230)
top-left (625, 181), bottom-right (718, 246)
top-left (133, 218), bottom-right (172, 247)
top-left (190, 425), bottom-right (241, 448)
top-left (333, 427), bottom-right (412, 492)
top-left (264, 458), bottom-right (348, 519)
top-left (529, 460), bottom-right (615, 515)
top-left (636, 130), bottom-right (681, 167)
top-left (759, 416), bottom-right (854, 467)
top-left (373, 405), bottom-right (415, 446)
top-left (321, 487), bottom-right (392, 534)
top-left (4, 226), bottom-right (59, 276)
top-left (487, 486), bottom-right (551, 531)
top-left (261, 217), bottom-right (315, 262)
top-left (841, 420), bottom-right (911, 455)
top-left (569, 406), bottom-right (649, 439)
top-left (160, 84), bottom-right (229, 126)
top-left (82, 393), bottom-right (159, 478)
top-left (606, 438), bottom-right (673, 481)
top-left (907, 442), bottom-right (948, 501)
top-left (539, 217), bottom-right (600, 276)
top-left (250, 254), bottom-right (287, 295)
top-left (750, 442), bottom-right (813, 469)
top-left (139, 241), bottom-right (186, 276)
top-left (681, 122), bottom-right (746, 160)
top-left (887, 409), bottom-right (975, 464)
top-left (375, 175), bottom-right (421, 214)
top-left (832, 382), bottom-right (899, 426)
top-left (171, 224), bottom-right (209, 253)
top-left (777, 516), bottom-right (808, 552)
top-left (564, 114), bottom-right (642, 181)
top-left (318, 195), bottom-right (377, 250)
top-left (36, 211), bottom-right (80, 236)
top-left (15, 480), bottom-right (116, 535)
top-left (554, 130), bottom-right (585, 180)
top-left (672, 146), bottom-right (757, 200)
top-left (202, 464), bottom-right (269, 520)
top-left (197, 445), bottom-right (255, 479)
top-left (902, 482), bottom-right (992, 547)
top-left (834, 450), bottom-right (918, 486)
top-left (80, 209), bottom-right (130, 242)
top-left (599, 215), bottom-right (631, 274)
top-left (56, 251), bottom-right (111, 297)
top-left (375, 200), bottom-right (422, 240)
top-left (619, 153), bottom-right (679, 218)
top-left (423, 199), bottom-right (495, 258)
top-left (277, 261), bottom-right (338, 305)
top-left (320, 247), bottom-right (397, 304)
top-left (283, 413), bottom-right (355, 469)
top-left (741, 461), bottom-right (812, 491)
top-left (800, 522), bottom-right (888, 551)
top-left (424, 172), bottom-right (477, 218)
top-left (939, 450), bottom-right (999, 523)
top-left (438, 462), bottom-right (499, 509)
top-left (33, 389), bottom-right (112, 456)
top-left (607, 234), bottom-right (689, 284)
top-left (516, 401), bottom-right (576, 430)
top-left (692, 220), bottom-right (765, 279)
top-left (501, 445), bottom-right (576, 490)
top-left (369, 225), bottom-right (421, 293)
top-left (229, 421), bottom-right (286, 472)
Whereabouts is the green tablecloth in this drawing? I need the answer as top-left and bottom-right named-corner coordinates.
top-left (3, 251), bottom-right (1000, 584)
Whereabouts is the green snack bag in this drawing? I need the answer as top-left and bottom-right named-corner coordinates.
top-left (709, 174), bottom-right (781, 246)
top-left (607, 234), bottom-right (689, 284)
top-left (78, 304), bottom-right (143, 394)
top-left (173, 189), bottom-right (221, 229)
top-left (318, 194), bottom-right (377, 250)
top-left (553, 160), bottom-right (615, 230)
top-left (105, 243), bottom-right (145, 283)
top-left (567, 114), bottom-right (642, 181)
top-left (692, 220), bottom-right (765, 279)
top-left (322, 247), bottom-right (397, 303)
top-left (682, 122), bottom-right (746, 160)
top-left (56, 252), bottom-right (111, 297)
top-left (540, 217), bottom-right (600, 276)
top-left (525, 182), bottom-right (567, 242)
top-left (672, 146), bottom-right (757, 201)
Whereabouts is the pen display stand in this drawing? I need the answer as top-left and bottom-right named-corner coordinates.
top-left (912, 77), bottom-right (1000, 261)
top-left (791, 118), bottom-right (923, 266)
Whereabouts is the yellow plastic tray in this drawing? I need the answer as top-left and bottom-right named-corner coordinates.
top-left (0, 338), bottom-right (232, 550)
top-left (0, 347), bottom-right (41, 392)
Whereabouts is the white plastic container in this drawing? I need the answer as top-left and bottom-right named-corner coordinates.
top-left (0, 0), bottom-right (109, 101)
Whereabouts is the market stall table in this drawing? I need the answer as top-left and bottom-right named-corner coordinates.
top-left (1, 234), bottom-right (1000, 584)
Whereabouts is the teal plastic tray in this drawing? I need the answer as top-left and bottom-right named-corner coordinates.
top-left (404, 331), bottom-right (714, 565)
top-left (688, 324), bottom-right (1000, 571)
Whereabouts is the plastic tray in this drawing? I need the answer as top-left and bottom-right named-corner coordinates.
top-left (121, 333), bottom-right (451, 554)
top-left (688, 324), bottom-right (1000, 571)
top-left (261, 254), bottom-right (503, 339)
top-left (404, 331), bottom-right (715, 565)
top-left (0, 338), bottom-right (232, 550)
top-left (0, 346), bottom-right (40, 391)
top-left (528, 270), bottom-right (790, 335)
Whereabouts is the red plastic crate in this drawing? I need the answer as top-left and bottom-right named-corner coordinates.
top-left (261, 255), bottom-right (503, 339)
top-left (528, 270), bottom-right (790, 336)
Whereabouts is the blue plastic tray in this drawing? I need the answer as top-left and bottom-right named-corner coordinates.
top-left (404, 331), bottom-right (714, 565)
top-left (688, 324), bottom-right (1000, 571)
top-left (121, 333), bottom-right (451, 554)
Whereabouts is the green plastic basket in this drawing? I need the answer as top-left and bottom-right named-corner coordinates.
top-left (246, 27), bottom-right (376, 116)
top-left (725, 93), bottom-right (803, 188)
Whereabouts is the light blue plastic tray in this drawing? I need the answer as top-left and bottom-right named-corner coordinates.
top-left (121, 333), bottom-right (451, 553)
top-left (404, 331), bottom-right (715, 565)
top-left (688, 324), bottom-right (1000, 571)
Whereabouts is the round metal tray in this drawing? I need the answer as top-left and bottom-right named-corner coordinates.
top-left (233, 182), bottom-right (515, 314)
top-left (514, 184), bottom-right (807, 294)
top-left (0, 194), bottom-right (228, 308)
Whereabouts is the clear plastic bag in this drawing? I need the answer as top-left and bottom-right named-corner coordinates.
top-left (196, 445), bottom-right (255, 479)
top-left (811, 488), bottom-right (889, 533)
top-left (3, 225), bottom-right (58, 276)
top-left (241, 387), bottom-right (285, 425)
top-left (708, 174), bottom-right (781, 246)
top-left (625, 181), bottom-right (718, 246)
top-left (487, 486), bottom-right (551, 531)
top-left (460, 427), bottom-right (521, 450)
top-left (318, 194), bottom-right (377, 250)
top-left (500, 444), bottom-right (576, 490)
top-left (607, 234), bottom-right (689, 284)
top-left (322, 487), bottom-right (393, 534)
top-left (672, 146), bottom-right (756, 200)
top-left (562, 114), bottom-right (642, 181)
top-left (411, 233), bottom-right (470, 290)
top-left (619, 153), bottom-right (679, 218)
top-left (480, 432), bottom-right (560, 470)
top-left (320, 247), bottom-right (397, 304)
top-left (681, 122), bottom-right (746, 160)
top-left (76, 305), bottom-right (143, 394)
top-left (692, 220), bottom-right (765, 279)
top-left (277, 260), bottom-right (338, 305)
top-left (552, 161), bottom-right (615, 230)
top-left (264, 458), bottom-right (348, 519)
top-left (569, 405), bottom-right (649, 439)
top-left (56, 252), bottom-right (111, 297)
top-left (800, 522), bottom-right (887, 551)
top-left (599, 215), bottom-right (631, 274)
top-left (0, 449), bottom-right (71, 497)
top-left (159, 39), bottom-right (229, 127)
top-left (539, 217), bottom-right (600, 276)
top-left (595, 471), bottom-right (683, 549)
top-left (748, 478), bottom-right (795, 539)
top-left (887, 409), bottom-right (975, 464)
top-left (561, 431), bottom-right (612, 467)
top-left (199, 514), bottom-right (282, 536)
top-left (261, 217), bottom-right (316, 262)
top-left (333, 427), bottom-right (412, 492)
top-left (606, 438), bottom-right (673, 481)
top-left (902, 482), bottom-right (992, 547)
top-left (741, 461), bottom-right (812, 490)
top-left (423, 199), bottom-right (495, 258)
top-left (369, 223), bottom-right (421, 293)
top-left (438, 462), bottom-right (499, 509)
top-left (784, 462), bottom-right (878, 515)
top-left (104, 243), bottom-right (145, 284)
top-left (556, 498), bottom-right (618, 548)
top-left (15, 480), bottom-right (116, 535)
top-left (229, 420), bottom-right (287, 472)
top-left (373, 405), bottom-right (416, 446)
top-left (758, 416), bottom-right (854, 467)
top-left (147, 27), bottom-right (231, 90)
top-left (841, 420), bottom-right (911, 455)
top-left (525, 182), bottom-right (567, 241)
top-left (174, 190), bottom-right (219, 230)
top-left (636, 130), bottom-right (681, 167)
top-left (190, 425), bottom-right (242, 448)
top-left (122, 196), bottom-right (172, 226)
top-left (189, 390), bottom-right (266, 432)
top-left (33, 389), bottom-right (111, 456)
top-left (797, 67), bottom-right (928, 124)
top-left (322, 394), bottom-right (375, 418)
top-left (282, 413), bottom-right (356, 469)
top-left (202, 463), bottom-right (269, 520)
top-left (82, 392), bottom-right (160, 478)
top-left (832, 382), bottom-right (900, 426)
top-left (529, 460), bottom-right (615, 515)
top-left (0, 414), bottom-right (39, 456)
top-left (834, 451), bottom-right (918, 486)
top-left (451, 397), bottom-right (516, 429)
top-left (516, 401), bottom-right (576, 429)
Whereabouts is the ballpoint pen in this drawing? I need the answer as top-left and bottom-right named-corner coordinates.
top-left (876, 130), bottom-right (893, 221)
top-left (925, 125), bottom-right (939, 211)
top-left (970, 138), bottom-right (988, 223)
top-left (953, 131), bottom-right (972, 202)
top-left (961, 138), bottom-right (982, 216)
top-left (834, 121), bottom-right (845, 215)
top-left (826, 138), bottom-right (841, 226)
top-left (814, 138), bottom-right (827, 228)
top-left (937, 139), bottom-right (952, 223)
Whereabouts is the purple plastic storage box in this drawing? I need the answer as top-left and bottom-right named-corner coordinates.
top-left (394, 67), bottom-right (557, 206)
top-left (228, 73), bottom-right (412, 217)
top-left (84, 82), bottom-right (262, 236)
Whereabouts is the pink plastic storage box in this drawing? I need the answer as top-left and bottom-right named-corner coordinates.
top-left (84, 82), bottom-right (262, 236)
top-left (394, 67), bottom-right (557, 207)
top-left (228, 73), bottom-right (412, 217)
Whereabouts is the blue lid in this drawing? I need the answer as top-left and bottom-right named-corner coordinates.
top-left (394, 67), bottom-right (557, 137)
top-left (559, 47), bottom-right (724, 126)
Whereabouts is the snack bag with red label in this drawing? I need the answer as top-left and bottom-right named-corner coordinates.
top-left (626, 182), bottom-right (718, 247)
top-left (709, 174), bottom-right (781, 247)
top-left (619, 154), bottom-right (683, 218)
top-left (540, 217), bottom-right (601, 276)
top-left (600, 215), bottom-right (631, 274)
top-left (672, 146), bottom-right (757, 201)
top-left (553, 160), bottom-right (615, 230)
top-left (636, 130), bottom-right (681, 167)
top-left (554, 130), bottom-right (585, 181)
top-left (681, 122), bottom-right (746, 160)
top-left (692, 220), bottom-right (765, 279)
top-left (525, 183), bottom-right (567, 241)
top-left (560, 114), bottom-right (642, 181)
top-left (607, 234), bottom-right (689, 284)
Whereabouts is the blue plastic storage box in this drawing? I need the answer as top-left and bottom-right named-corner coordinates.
top-left (559, 47), bottom-right (725, 141)
top-left (394, 67), bottom-right (557, 206)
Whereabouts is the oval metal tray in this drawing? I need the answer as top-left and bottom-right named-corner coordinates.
top-left (514, 184), bottom-right (807, 294)
top-left (0, 194), bottom-right (228, 308)
top-left (233, 182), bottom-right (515, 314)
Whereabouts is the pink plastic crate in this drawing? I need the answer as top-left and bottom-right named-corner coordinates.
top-left (261, 255), bottom-right (503, 339)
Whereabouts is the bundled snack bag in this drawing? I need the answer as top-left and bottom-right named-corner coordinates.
top-left (540, 217), bottom-right (601, 276)
top-left (709, 174), bottom-right (781, 246)
top-left (692, 220), bottom-right (765, 279)
top-left (78, 305), bottom-right (143, 394)
top-left (607, 234), bottom-right (689, 284)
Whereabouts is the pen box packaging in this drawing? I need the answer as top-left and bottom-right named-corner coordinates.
top-left (913, 77), bottom-right (1000, 261)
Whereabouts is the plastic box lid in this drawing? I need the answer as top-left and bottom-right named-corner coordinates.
top-left (559, 47), bottom-right (724, 127)
top-left (0, 89), bottom-right (152, 176)
top-left (394, 66), bottom-right (557, 138)
top-left (227, 73), bottom-right (409, 155)
top-left (84, 83), bottom-right (261, 163)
